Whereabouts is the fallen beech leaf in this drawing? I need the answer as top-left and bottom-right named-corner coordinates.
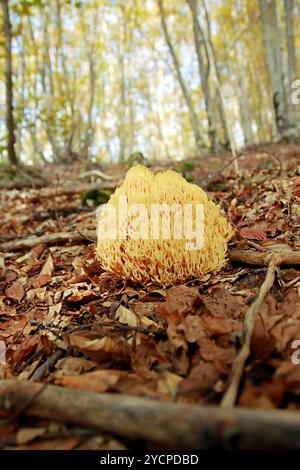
top-left (14, 437), bottom-right (80, 450)
top-left (56, 369), bottom-right (129, 393)
top-left (16, 427), bottom-right (46, 445)
top-left (0, 363), bottom-right (12, 379)
top-left (178, 363), bottom-right (220, 399)
top-left (12, 336), bottom-right (39, 364)
top-left (5, 270), bottom-right (18, 282)
top-left (67, 290), bottom-right (100, 303)
top-left (6, 281), bottom-right (25, 302)
top-left (239, 227), bottom-right (267, 240)
top-left (55, 356), bottom-right (96, 376)
top-left (26, 287), bottom-right (46, 301)
top-left (40, 254), bottom-right (54, 276)
top-left (238, 379), bottom-right (284, 409)
top-left (180, 315), bottom-right (204, 343)
top-left (46, 302), bottom-right (63, 323)
top-left (30, 243), bottom-right (46, 260)
top-left (201, 287), bottom-right (244, 318)
top-left (67, 332), bottom-right (129, 361)
top-left (115, 305), bottom-right (138, 327)
top-left (157, 285), bottom-right (201, 318)
top-left (157, 371), bottom-right (182, 397)
top-left (31, 274), bottom-right (52, 288)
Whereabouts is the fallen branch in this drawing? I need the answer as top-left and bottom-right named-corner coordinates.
top-left (221, 250), bottom-right (296, 408)
top-left (0, 178), bottom-right (45, 190)
top-left (1, 379), bottom-right (300, 449)
top-left (78, 170), bottom-right (124, 182)
top-left (28, 182), bottom-right (118, 200)
top-left (229, 248), bottom-right (300, 266)
top-left (0, 229), bottom-right (96, 252)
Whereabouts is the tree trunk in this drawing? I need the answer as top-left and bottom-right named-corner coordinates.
top-left (157, 0), bottom-right (204, 152)
top-left (200, 0), bottom-right (238, 172)
top-left (236, 44), bottom-right (253, 146)
top-left (186, 0), bottom-right (220, 152)
top-left (284, 0), bottom-right (298, 139)
top-left (55, 0), bottom-right (77, 161)
top-left (1, 0), bottom-right (18, 166)
top-left (200, 0), bottom-right (230, 150)
top-left (260, 0), bottom-right (287, 140)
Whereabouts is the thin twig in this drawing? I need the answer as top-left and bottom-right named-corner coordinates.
top-left (29, 349), bottom-right (65, 382)
top-left (221, 254), bottom-right (281, 408)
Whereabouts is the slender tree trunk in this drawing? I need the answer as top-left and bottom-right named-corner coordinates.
top-left (260, 0), bottom-right (287, 140)
top-left (117, 52), bottom-right (127, 164)
top-left (55, 0), bottom-right (77, 160)
top-left (284, 0), bottom-right (298, 139)
top-left (117, 2), bottom-right (128, 164)
top-left (201, 0), bottom-right (230, 149)
top-left (186, 0), bottom-right (220, 152)
top-left (40, 6), bottom-right (61, 161)
top-left (157, 0), bottom-right (204, 152)
top-left (200, 0), bottom-right (238, 172)
top-left (236, 43), bottom-right (253, 146)
top-left (1, 0), bottom-right (18, 165)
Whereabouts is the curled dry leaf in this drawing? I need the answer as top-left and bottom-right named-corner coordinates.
top-left (40, 254), bottom-right (54, 276)
top-left (12, 335), bottom-right (40, 365)
top-left (67, 331), bottom-right (130, 362)
top-left (115, 305), bottom-right (138, 327)
top-left (16, 427), bottom-right (46, 445)
top-left (56, 369), bottom-right (129, 393)
top-left (6, 281), bottom-right (25, 302)
top-left (55, 356), bottom-right (96, 376)
top-left (239, 227), bottom-right (267, 240)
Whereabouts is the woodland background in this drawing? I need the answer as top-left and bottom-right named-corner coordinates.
top-left (0, 0), bottom-right (299, 167)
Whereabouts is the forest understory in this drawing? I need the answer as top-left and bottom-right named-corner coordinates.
top-left (0, 143), bottom-right (300, 450)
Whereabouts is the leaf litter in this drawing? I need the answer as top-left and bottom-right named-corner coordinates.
top-left (0, 146), bottom-right (300, 448)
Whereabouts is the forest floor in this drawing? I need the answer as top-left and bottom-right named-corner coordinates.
top-left (0, 143), bottom-right (300, 450)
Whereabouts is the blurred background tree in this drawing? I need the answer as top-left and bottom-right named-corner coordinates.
top-left (0, 0), bottom-right (299, 166)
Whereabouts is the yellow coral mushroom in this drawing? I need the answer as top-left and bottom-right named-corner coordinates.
top-left (96, 165), bottom-right (234, 286)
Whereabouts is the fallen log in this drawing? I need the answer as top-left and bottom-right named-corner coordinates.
top-left (1, 379), bottom-right (300, 449)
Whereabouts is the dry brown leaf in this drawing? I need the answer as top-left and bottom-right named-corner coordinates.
top-left (115, 305), bottom-right (138, 327)
top-left (157, 371), bottom-right (182, 397)
top-left (55, 356), bottom-right (96, 376)
top-left (16, 427), bottom-right (46, 445)
top-left (31, 274), bottom-right (52, 288)
top-left (67, 332), bottom-right (130, 362)
top-left (40, 254), bottom-right (54, 276)
top-left (56, 369), bottom-right (129, 393)
top-left (6, 281), bottom-right (25, 302)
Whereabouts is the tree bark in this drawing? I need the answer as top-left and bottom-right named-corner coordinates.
top-left (200, 0), bottom-right (230, 149)
top-left (157, 0), bottom-right (204, 152)
top-left (260, 0), bottom-right (288, 140)
top-left (1, 0), bottom-right (18, 166)
top-left (236, 44), bottom-right (253, 146)
top-left (284, 0), bottom-right (298, 139)
top-left (186, 0), bottom-right (220, 152)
